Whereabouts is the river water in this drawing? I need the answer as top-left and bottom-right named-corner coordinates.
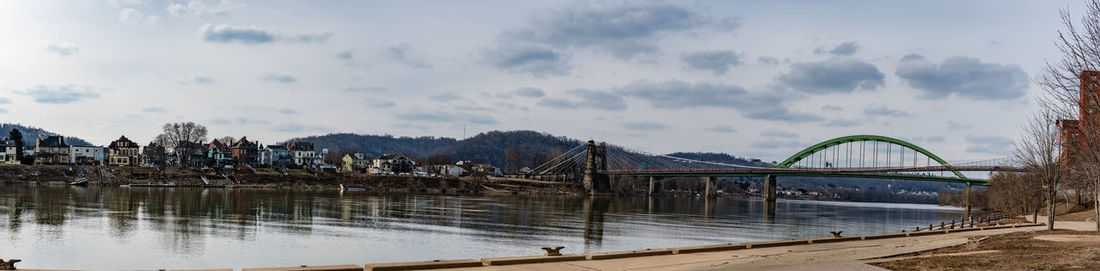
top-left (0, 184), bottom-right (966, 270)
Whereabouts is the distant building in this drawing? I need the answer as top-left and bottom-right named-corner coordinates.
top-left (230, 137), bottom-right (260, 166)
top-left (34, 135), bottom-right (69, 165)
top-left (284, 142), bottom-right (319, 168)
top-left (342, 152), bottom-right (370, 172)
top-left (373, 152), bottom-right (415, 173)
top-left (108, 136), bottom-right (140, 166)
top-left (69, 145), bottom-right (106, 165)
top-left (206, 139), bottom-right (232, 167)
top-left (260, 144), bottom-right (290, 168)
top-left (0, 140), bottom-right (18, 164)
top-left (175, 141), bottom-right (206, 168)
top-left (142, 142), bottom-right (166, 167)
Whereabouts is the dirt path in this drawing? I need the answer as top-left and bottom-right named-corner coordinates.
top-left (429, 224), bottom-right (1047, 271)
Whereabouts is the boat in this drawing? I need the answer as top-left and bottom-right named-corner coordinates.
top-left (340, 184), bottom-right (366, 192)
top-left (69, 178), bottom-right (88, 186)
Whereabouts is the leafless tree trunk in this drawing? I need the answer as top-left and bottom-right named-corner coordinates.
top-left (1014, 110), bottom-right (1063, 230)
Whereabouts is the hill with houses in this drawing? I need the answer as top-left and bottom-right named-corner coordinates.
top-left (0, 123), bottom-right (92, 147)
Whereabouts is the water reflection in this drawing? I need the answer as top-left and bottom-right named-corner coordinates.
top-left (0, 184), bottom-right (966, 270)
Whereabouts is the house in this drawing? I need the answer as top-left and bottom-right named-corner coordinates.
top-left (284, 142), bottom-right (320, 168)
top-left (372, 152), bottom-right (415, 173)
top-left (34, 135), bottom-right (69, 165)
top-left (206, 139), bottom-right (232, 167)
top-left (230, 137), bottom-right (260, 166)
top-left (0, 140), bottom-right (18, 164)
top-left (342, 152), bottom-right (370, 172)
top-left (446, 165), bottom-right (468, 177)
top-left (69, 145), bottom-right (106, 165)
top-left (142, 142), bottom-right (166, 167)
top-left (174, 141), bottom-right (206, 168)
top-left (108, 136), bottom-right (140, 166)
top-left (260, 144), bottom-right (290, 168)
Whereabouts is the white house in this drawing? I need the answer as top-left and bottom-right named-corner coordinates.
top-left (0, 141), bottom-right (18, 164)
top-left (70, 145), bottom-right (107, 165)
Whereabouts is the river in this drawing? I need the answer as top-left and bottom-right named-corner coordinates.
top-left (0, 184), bottom-right (967, 270)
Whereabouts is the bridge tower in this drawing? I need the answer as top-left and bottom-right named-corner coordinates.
top-left (583, 140), bottom-right (611, 194)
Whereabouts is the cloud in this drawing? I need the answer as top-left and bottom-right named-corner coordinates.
top-left (261, 73), bottom-right (296, 83)
top-left (0, 97), bottom-right (9, 114)
top-left (141, 107), bottom-right (167, 113)
top-left (278, 108), bottom-right (299, 114)
top-left (616, 80), bottom-right (823, 123)
top-left (682, 50), bottom-right (742, 75)
top-left (947, 120), bottom-right (972, 130)
top-left (823, 119), bottom-right (861, 127)
top-left (274, 123), bottom-right (330, 133)
top-left (199, 24), bottom-right (331, 44)
top-left (396, 112), bottom-right (497, 125)
top-left (821, 105), bottom-right (843, 112)
top-left (483, 43), bottom-right (570, 77)
top-left (760, 130), bottom-right (799, 138)
top-left (537, 89), bottom-right (626, 111)
top-left (776, 58), bottom-right (885, 94)
top-left (179, 73), bottom-right (215, 85)
top-left (814, 42), bottom-right (859, 56)
top-left (385, 42), bottom-right (432, 69)
top-left (966, 135), bottom-right (1013, 155)
top-left (895, 54), bottom-right (1029, 100)
top-left (485, 2), bottom-right (734, 75)
top-left (235, 117), bottom-right (269, 125)
top-left (118, 8), bottom-right (159, 26)
top-left (346, 85), bottom-right (387, 92)
top-left (513, 87), bottom-right (545, 98)
top-left (429, 92), bottom-right (462, 101)
top-left (505, 2), bottom-right (728, 60)
top-left (44, 42), bottom-right (79, 56)
top-left (864, 104), bottom-right (913, 117)
top-left (705, 126), bottom-right (738, 133)
top-left (366, 99), bottom-right (395, 108)
top-left (168, 0), bottom-right (245, 17)
top-left (757, 56), bottom-right (780, 65)
top-left (20, 85), bottom-right (100, 104)
top-left (621, 121), bottom-right (669, 131)
top-left (336, 50), bottom-right (354, 60)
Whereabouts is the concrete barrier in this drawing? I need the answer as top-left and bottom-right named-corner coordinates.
top-left (743, 239), bottom-right (809, 249)
top-left (242, 265), bottom-right (362, 271)
top-left (480, 254), bottom-right (587, 266)
top-left (906, 230), bottom-right (943, 237)
top-left (945, 227), bottom-right (980, 233)
top-left (672, 243), bottom-right (747, 254)
top-left (585, 249), bottom-right (674, 260)
top-left (364, 259), bottom-right (484, 271)
top-left (806, 236), bottom-right (862, 244)
top-left (861, 232), bottom-right (912, 240)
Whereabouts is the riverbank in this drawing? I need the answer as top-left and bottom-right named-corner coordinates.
top-left (0, 164), bottom-right (584, 195)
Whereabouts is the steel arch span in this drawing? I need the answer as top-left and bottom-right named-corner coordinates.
top-left (775, 135), bottom-right (967, 179)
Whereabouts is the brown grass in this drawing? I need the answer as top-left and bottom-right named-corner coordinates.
top-left (875, 229), bottom-right (1100, 270)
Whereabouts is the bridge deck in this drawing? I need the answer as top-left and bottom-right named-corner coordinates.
top-left (599, 166), bottom-right (1010, 185)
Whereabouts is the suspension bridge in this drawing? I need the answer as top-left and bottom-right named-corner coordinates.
top-left (524, 135), bottom-right (1024, 217)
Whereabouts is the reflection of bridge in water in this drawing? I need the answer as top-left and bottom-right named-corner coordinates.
top-left (526, 135), bottom-right (1024, 218)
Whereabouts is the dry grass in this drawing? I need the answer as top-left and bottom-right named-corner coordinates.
top-left (875, 229), bottom-right (1100, 270)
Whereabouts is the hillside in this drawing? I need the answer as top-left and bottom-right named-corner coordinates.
top-left (286, 130), bottom-right (582, 168)
top-left (0, 123), bottom-right (93, 147)
top-left (667, 152), bottom-right (774, 167)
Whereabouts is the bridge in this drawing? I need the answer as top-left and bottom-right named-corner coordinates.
top-left (525, 135), bottom-right (1024, 218)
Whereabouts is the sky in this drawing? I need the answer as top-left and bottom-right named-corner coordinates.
top-left (0, 0), bottom-right (1083, 162)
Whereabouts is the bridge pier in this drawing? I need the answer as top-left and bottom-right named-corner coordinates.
top-left (965, 182), bottom-right (971, 219)
top-left (764, 175), bottom-right (777, 215)
top-left (583, 140), bottom-right (611, 194)
top-left (704, 176), bottom-right (717, 198)
top-left (648, 176), bottom-right (657, 195)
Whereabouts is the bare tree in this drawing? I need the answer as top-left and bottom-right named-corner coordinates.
top-left (156, 122), bottom-right (208, 167)
top-left (1037, 1), bottom-right (1100, 229)
top-left (219, 136), bottom-right (236, 144)
top-left (504, 146), bottom-right (527, 173)
top-left (989, 171), bottom-right (1046, 222)
top-left (1014, 110), bottom-right (1063, 230)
